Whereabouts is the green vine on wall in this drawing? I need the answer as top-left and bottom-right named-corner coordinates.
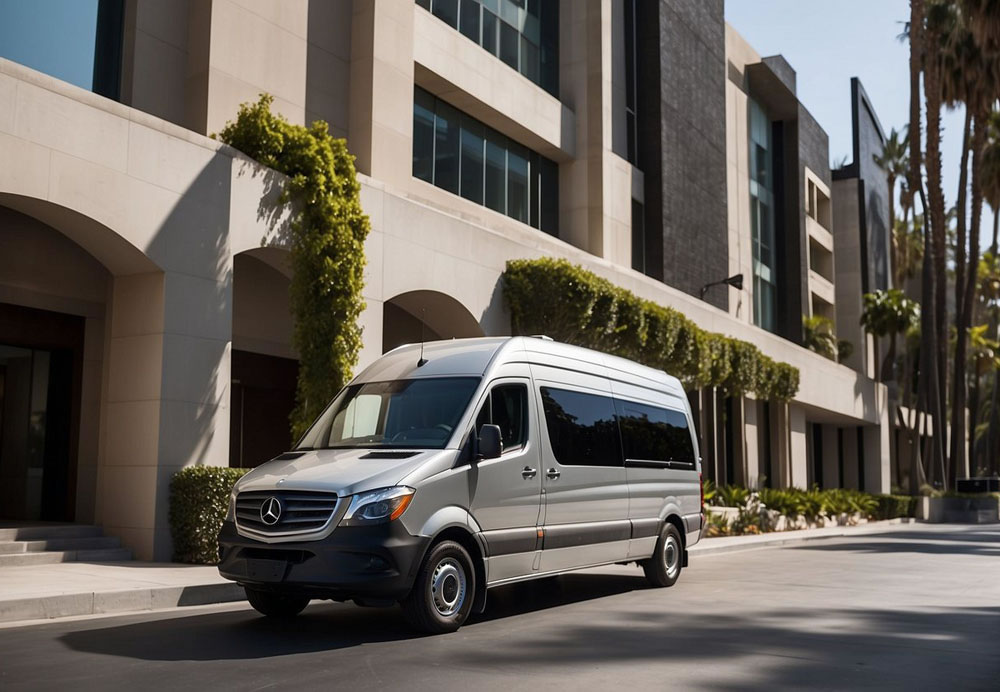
top-left (218, 95), bottom-right (370, 438)
top-left (503, 258), bottom-right (800, 402)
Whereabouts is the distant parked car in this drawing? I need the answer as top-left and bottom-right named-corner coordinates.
top-left (218, 336), bottom-right (703, 633)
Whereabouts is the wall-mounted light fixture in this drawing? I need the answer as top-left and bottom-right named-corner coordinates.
top-left (699, 273), bottom-right (744, 300)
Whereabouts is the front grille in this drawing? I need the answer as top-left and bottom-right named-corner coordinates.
top-left (235, 490), bottom-right (339, 535)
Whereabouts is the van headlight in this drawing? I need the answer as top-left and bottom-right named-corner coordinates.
top-left (340, 486), bottom-right (415, 526)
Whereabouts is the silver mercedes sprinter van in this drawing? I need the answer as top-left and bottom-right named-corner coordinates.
top-left (218, 336), bottom-right (703, 633)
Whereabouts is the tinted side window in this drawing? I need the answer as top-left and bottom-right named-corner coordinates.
top-left (540, 387), bottom-right (622, 467)
top-left (475, 384), bottom-right (528, 450)
top-left (616, 399), bottom-right (695, 464)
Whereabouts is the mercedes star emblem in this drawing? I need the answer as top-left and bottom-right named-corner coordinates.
top-left (260, 496), bottom-right (282, 526)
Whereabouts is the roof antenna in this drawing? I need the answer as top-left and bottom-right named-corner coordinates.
top-left (417, 308), bottom-right (428, 368)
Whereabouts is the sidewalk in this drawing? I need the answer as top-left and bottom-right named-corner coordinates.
top-left (0, 518), bottom-right (917, 627)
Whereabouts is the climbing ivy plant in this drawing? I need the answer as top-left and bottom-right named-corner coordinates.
top-left (218, 95), bottom-right (370, 439)
top-left (503, 258), bottom-right (800, 402)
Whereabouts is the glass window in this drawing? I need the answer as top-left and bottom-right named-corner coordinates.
top-left (520, 36), bottom-right (539, 83)
top-left (485, 130), bottom-right (507, 213)
top-left (417, 0), bottom-right (430, 8)
top-left (474, 384), bottom-right (529, 450)
top-left (432, 0), bottom-right (459, 28)
top-left (460, 116), bottom-right (485, 204)
top-left (413, 88), bottom-right (558, 231)
top-left (615, 400), bottom-right (695, 464)
top-left (459, 0), bottom-right (481, 42)
top-left (749, 98), bottom-right (776, 332)
top-left (434, 100), bottom-right (461, 194)
top-left (540, 387), bottom-right (622, 467)
top-left (0, 0), bottom-right (123, 99)
top-left (299, 377), bottom-right (481, 450)
top-left (482, 8), bottom-right (499, 55)
top-left (499, 20), bottom-right (519, 69)
top-left (507, 143), bottom-right (529, 222)
top-left (413, 88), bottom-right (436, 183)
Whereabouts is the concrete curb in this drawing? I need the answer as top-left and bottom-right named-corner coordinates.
top-left (0, 582), bottom-right (245, 625)
top-left (689, 518), bottom-right (918, 557)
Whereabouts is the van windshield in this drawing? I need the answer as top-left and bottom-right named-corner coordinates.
top-left (296, 377), bottom-right (480, 450)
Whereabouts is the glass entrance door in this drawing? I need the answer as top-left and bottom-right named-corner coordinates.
top-left (0, 344), bottom-right (74, 521)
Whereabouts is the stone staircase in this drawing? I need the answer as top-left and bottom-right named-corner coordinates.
top-left (0, 524), bottom-right (132, 567)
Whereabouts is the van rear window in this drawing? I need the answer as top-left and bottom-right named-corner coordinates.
top-left (615, 400), bottom-right (695, 464)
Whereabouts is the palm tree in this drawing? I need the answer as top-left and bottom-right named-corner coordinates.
top-left (802, 315), bottom-right (838, 361)
top-left (874, 127), bottom-right (910, 286)
top-left (860, 290), bottom-right (922, 382)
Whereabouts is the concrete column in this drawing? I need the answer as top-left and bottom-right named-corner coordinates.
top-left (821, 424), bottom-right (840, 489)
top-left (349, 0), bottom-right (415, 187)
top-left (743, 396), bottom-right (760, 489)
top-left (96, 272), bottom-right (167, 561)
top-left (788, 404), bottom-right (808, 488)
top-left (74, 315), bottom-right (106, 524)
top-left (772, 402), bottom-right (790, 488)
top-left (863, 421), bottom-right (891, 493)
top-left (728, 396), bottom-right (748, 487)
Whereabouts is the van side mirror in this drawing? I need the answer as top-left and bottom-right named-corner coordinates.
top-left (477, 424), bottom-right (503, 460)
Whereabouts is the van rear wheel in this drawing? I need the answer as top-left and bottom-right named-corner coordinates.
top-left (642, 523), bottom-right (683, 588)
top-left (245, 587), bottom-right (310, 618)
top-left (401, 540), bottom-right (475, 634)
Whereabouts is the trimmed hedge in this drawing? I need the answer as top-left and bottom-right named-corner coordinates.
top-left (169, 466), bottom-right (251, 564)
top-left (503, 258), bottom-right (800, 401)
top-left (873, 494), bottom-right (918, 520)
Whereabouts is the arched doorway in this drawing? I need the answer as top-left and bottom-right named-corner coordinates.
top-left (230, 250), bottom-right (298, 467)
top-left (382, 290), bottom-right (484, 354)
top-left (0, 198), bottom-right (158, 523)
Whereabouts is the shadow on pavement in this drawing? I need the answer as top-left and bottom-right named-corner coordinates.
top-left (58, 572), bottom-right (649, 661)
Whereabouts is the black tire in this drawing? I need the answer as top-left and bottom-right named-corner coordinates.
top-left (245, 587), bottom-right (310, 618)
top-left (401, 540), bottom-right (475, 634)
top-left (641, 523), bottom-right (683, 588)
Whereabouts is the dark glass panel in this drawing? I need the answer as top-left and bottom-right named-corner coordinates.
top-left (459, 0), bottom-right (480, 42)
top-left (539, 156), bottom-right (558, 235)
top-left (499, 20), bottom-right (519, 69)
top-left (485, 129), bottom-right (507, 213)
top-left (540, 388), bottom-right (622, 467)
top-left (507, 143), bottom-right (528, 222)
top-left (460, 116), bottom-right (485, 204)
top-left (412, 87), bottom-right (436, 183)
top-left (520, 36), bottom-right (539, 82)
top-left (434, 100), bottom-right (461, 193)
top-left (482, 9), bottom-right (499, 55)
top-left (432, 0), bottom-right (459, 28)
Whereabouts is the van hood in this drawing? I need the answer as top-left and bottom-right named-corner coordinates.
top-left (235, 448), bottom-right (449, 497)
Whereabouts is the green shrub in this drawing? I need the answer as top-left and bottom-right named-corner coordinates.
top-left (873, 494), bottom-right (917, 519)
top-left (502, 258), bottom-right (800, 401)
top-left (169, 466), bottom-right (251, 564)
top-left (702, 477), bottom-right (717, 506)
top-left (716, 484), bottom-right (751, 508)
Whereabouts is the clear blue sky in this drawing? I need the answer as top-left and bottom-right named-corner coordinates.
top-left (725, 0), bottom-right (996, 249)
top-left (0, 0), bottom-right (99, 91)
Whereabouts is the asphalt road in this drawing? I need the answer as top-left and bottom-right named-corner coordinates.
top-left (0, 524), bottom-right (998, 691)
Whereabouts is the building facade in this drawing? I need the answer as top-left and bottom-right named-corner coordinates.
top-left (0, 0), bottom-right (891, 560)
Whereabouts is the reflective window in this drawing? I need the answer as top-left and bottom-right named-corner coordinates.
top-left (298, 378), bottom-right (480, 450)
top-left (0, 0), bottom-right (124, 99)
top-left (414, 87), bottom-right (558, 235)
top-left (540, 387), bottom-right (622, 467)
top-left (474, 384), bottom-right (529, 450)
top-left (615, 400), bottom-right (695, 464)
top-left (418, 0), bottom-right (558, 96)
top-left (749, 98), bottom-right (776, 333)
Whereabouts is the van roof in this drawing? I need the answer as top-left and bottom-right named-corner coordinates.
top-left (353, 336), bottom-right (683, 394)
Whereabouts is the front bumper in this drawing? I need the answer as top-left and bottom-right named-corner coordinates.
top-left (217, 520), bottom-right (430, 601)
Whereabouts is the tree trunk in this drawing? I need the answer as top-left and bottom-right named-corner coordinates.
top-left (923, 15), bottom-right (949, 487)
top-left (953, 112), bottom-right (988, 482)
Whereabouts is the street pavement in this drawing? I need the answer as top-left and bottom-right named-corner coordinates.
top-left (0, 523), bottom-right (997, 691)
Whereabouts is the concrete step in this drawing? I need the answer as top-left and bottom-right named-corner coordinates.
top-left (0, 525), bottom-right (103, 542)
top-left (0, 536), bottom-right (122, 554)
top-left (0, 548), bottom-right (132, 567)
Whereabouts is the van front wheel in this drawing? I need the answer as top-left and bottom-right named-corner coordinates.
top-left (245, 587), bottom-right (310, 618)
top-left (401, 540), bottom-right (475, 634)
top-left (642, 523), bottom-right (683, 588)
